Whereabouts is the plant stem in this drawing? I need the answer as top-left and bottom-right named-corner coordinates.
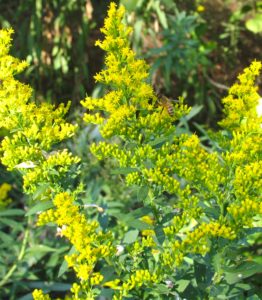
top-left (0, 226), bottom-right (29, 287)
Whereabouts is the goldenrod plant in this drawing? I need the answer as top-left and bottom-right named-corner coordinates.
top-left (0, 2), bottom-right (261, 299)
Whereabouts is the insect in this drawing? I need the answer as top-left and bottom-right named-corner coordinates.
top-left (158, 95), bottom-right (179, 117)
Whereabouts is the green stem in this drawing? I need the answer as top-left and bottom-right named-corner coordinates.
top-left (0, 226), bottom-right (30, 287)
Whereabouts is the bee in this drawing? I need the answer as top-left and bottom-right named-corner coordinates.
top-left (158, 95), bottom-right (179, 117)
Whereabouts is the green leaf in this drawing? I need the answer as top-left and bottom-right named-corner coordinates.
top-left (224, 262), bottom-right (262, 284)
top-left (154, 2), bottom-right (168, 29)
top-left (126, 219), bottom-right (152, 230)
top-left (244, 227), bottom-right (262, 235)
top-left (99, 288), bottom-right (114, 298)
top-left (58, 259), bottom-right (68, 278)
top-left (0, 209), bottom-right (24, 217)
top-left (20, 281), bottom-right (71, 291)
top-left (154, 283), bottom-right (171, 294)
top-left (25, 201), bottom-right (53, 216)
top-left (184, 105), bottom-right (203, 121)
top-left (212, 252), bottom-right (223, 274)
top-left (0, 231), bottom-right (14, 244)
top-left (98, 212), bottom-right (109, 230)
top-left (154, 226), bottom-right (165, 245)
top-left (176, 279), bottom-right (190, 293)
top-left (137, 186), bottom-right (149, 202)
top-left (194, 261), bottom-right (207, 287)
top-left (120, 0), bottom-right (139, 12)
top-left (123, 229), bottom-right (139, 244)
top-left (133, 19), bottom-right (144, 48)
top-left (129, 207), bottom-right (152, 219)
top-left (17, 293), bottom-right (33, 300)
top-left (148, 133), bottom-right (174, 147)
top-left (58, 246), bottom-right (76, 277)
top-left (27, 245), bottom-right (57, 254)
top-left (224, 261), bottom-right (261, 275)
top-left (32, 183), bottom-right (50, 200)
top-left (111, 208), bottom-right (153, 230)
top-left (0, 217), bottom-right (24, 230)
top-left (100, 266), bottom-right (116, 282)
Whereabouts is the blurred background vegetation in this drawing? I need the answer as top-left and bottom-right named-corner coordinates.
top-left (0, 0), bottom-right (261, 299)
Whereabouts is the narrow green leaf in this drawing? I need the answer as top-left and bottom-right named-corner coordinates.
top-left (0, 209), bottom-right (24, 217)
top-left (148, 134), bottom-right (173, 147)
top-left (25, 201), bottom-right (53, 216)
top-left (0, 217), bottom-right (24, 230)
top-left (58, 259), bottom-right (68, 278)
top-left (19, 281), bottom-right (71, 291)
top-left (154, 226), bottom-right (165, 245)
top-left (58, 246), bottom-right (76, 277)
top-left (27, 245), bottom-right (57, 254)
top-left (155, 3), bottom-right (168, 29)
top-left (185, 105), bottom-right (203, 121)
top-left (0, 231), bottom-right (14, 244)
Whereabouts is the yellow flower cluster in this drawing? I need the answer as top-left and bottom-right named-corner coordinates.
top-left (1, 28), bottom-right (108, 299)
top-left (227, 198), bottom-right (262, 227)
top-left (218, 61), bottom-right (262, 229)
top-left (219, 61), bottom-right (261, 130)
top-left (37, 192), bottom-right (114, 286)
top-left (90, 133), bottom-right (225, 201)
top-left (219, 62), bottom-right (261, 182)
top-left (22, 150), bottom-right (80, 193)
top-left (123, 269), bottom-right (158, 290)
top-left (234, 161), bottom-right (262, 200)
top-left (161, 220), bottom-right (236, 269)
top-left (161, 240), bottom-right (184, 267)
top-left (81, 2), bottom-right (190, 143)
top-left (81, 3), bottom-right (262, 297)
top-left (32, 289), bottom-right (51, 300)
top-left (0, 28), bottom-right (28, 80)
top-left (0, 182), bottom-right (12, 208)
top-left (182, 222), bottom-right (236, 252)
top-left (0, 28), bottom-right (77, 195)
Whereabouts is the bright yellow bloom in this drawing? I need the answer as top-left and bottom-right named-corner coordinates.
top-left (32, 289), bottom-right (51, 300)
